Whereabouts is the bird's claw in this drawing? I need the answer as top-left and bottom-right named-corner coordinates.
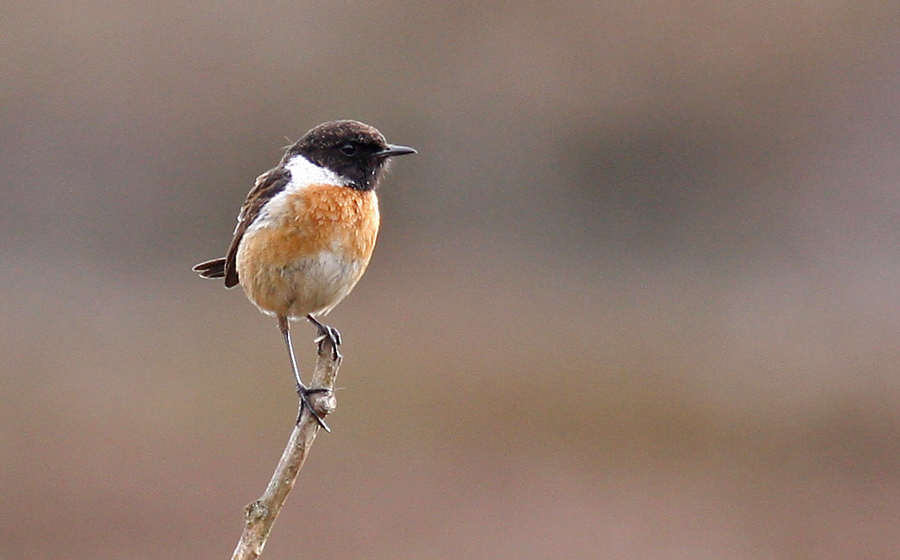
top-left (296, 385), bottom-right (332, 432)
top-left (308, 316), bottom-right (342, 360)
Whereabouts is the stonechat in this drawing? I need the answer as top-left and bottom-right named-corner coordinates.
top-left (193, 120), bottom-right (416, 430)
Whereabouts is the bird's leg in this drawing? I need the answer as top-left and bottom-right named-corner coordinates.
top-left (307, 314), bottom-right (342, 361)
top-left (278, 315), bottom-right (330, 432)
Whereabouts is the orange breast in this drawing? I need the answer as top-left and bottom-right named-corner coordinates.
top-left (236, 184), bottom-right (380, 318)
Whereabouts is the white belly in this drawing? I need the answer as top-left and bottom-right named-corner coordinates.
top-left (278, 250), bottom-right (365, 317)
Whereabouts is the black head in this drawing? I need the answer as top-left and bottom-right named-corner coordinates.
top-left (287, 120), bottom-right (416, 191)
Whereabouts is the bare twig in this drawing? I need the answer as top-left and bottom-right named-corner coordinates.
top-left (231, 338), bottom-right (341, 560)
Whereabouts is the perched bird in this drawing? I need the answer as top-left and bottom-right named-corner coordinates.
top-left (193, 120), bottom-right (416, 430)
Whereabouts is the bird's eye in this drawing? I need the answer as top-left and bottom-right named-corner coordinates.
top-left (340, 144), bottom-right (356, 156)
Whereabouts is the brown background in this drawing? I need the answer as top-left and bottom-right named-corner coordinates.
top-left (3, 2), bottom-right (900, 558)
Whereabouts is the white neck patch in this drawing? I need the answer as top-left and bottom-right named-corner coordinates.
top-left (244, 155), bottom-right (351, 233)
top-left (284, 155), bottom-right (350, 191)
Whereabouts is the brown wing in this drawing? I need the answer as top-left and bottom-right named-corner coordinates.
top-left (221, 166), bottom-right (292, 288)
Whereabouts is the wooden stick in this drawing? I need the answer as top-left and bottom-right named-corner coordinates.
top-left (231, 338), bottom-right (341, 560)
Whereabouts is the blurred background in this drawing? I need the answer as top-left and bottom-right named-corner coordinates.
top-left (3, 1), bottom-right (900, 558)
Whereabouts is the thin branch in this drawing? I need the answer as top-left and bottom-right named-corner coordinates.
top-left (231, 338), bottom-right (341, 560)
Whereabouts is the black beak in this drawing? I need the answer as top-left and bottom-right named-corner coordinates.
top-left (375, 144), bottom-right (417, 158)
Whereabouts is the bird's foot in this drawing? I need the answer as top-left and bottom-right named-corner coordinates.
top-left (296, 384), bottom-right (332, 432)
top-left (307, 315), bottom-right (342, 360)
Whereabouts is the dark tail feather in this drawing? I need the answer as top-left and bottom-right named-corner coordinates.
top-left (193, 258), bottom-right (227, 279)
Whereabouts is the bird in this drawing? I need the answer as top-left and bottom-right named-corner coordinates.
top-left (192, 120), bottom-right (416, 430)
